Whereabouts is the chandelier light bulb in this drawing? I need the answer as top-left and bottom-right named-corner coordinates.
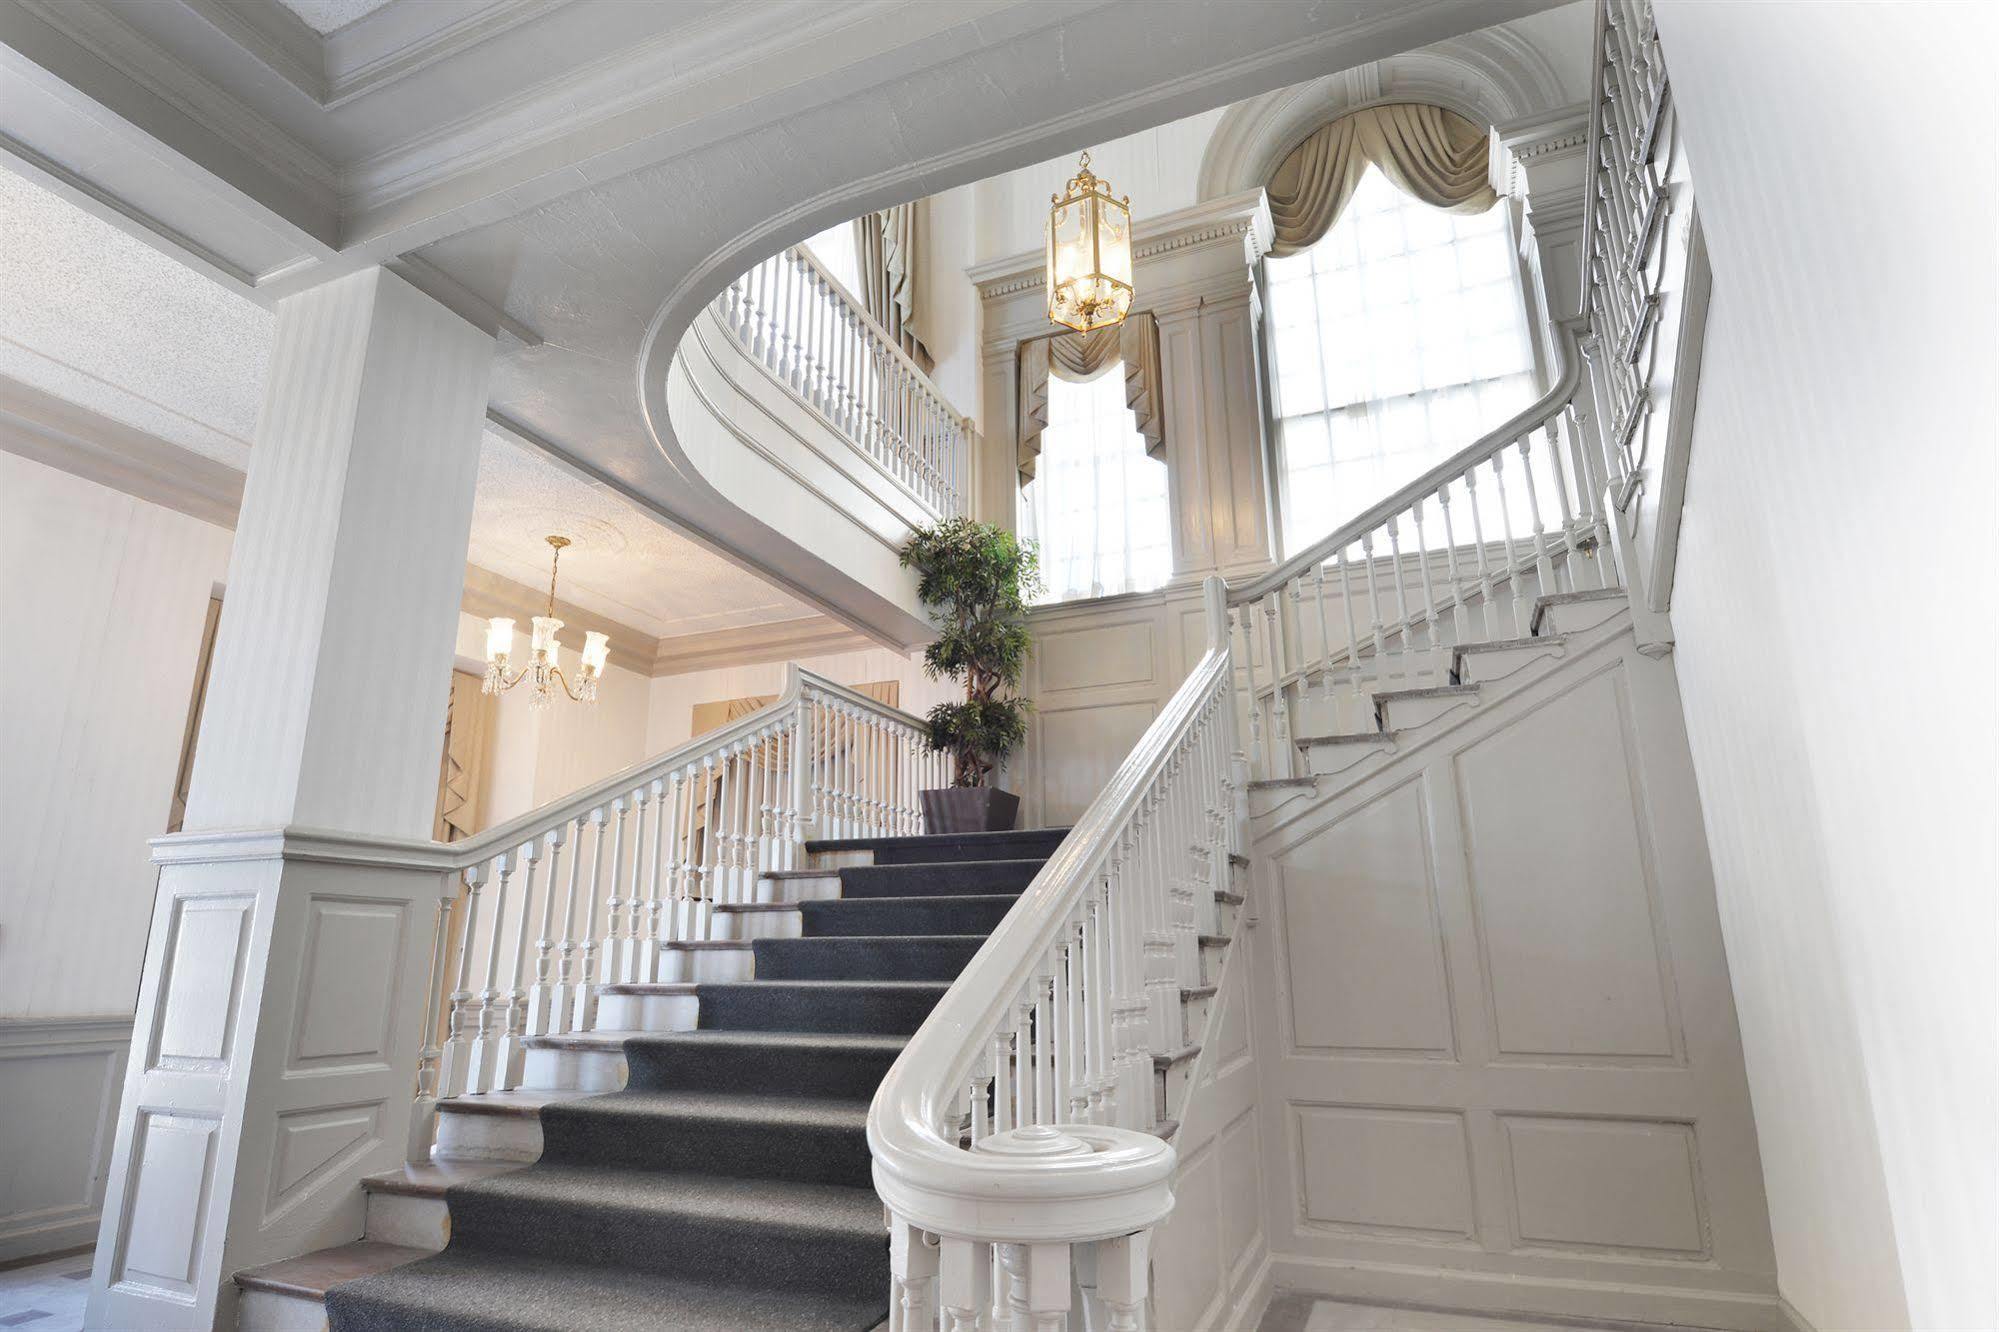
top-left (479, 536), bottom-right (606, 707)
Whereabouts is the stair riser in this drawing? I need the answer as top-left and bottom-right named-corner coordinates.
top-left (751, 936), bottom-right (986, 981)
top-left (592, 990), bottom-right (699, 1032)
top-left (1539, 596), bottom-right (1624, 636)
top-left (697, 985), bottom-right (945, 1036)
top-left (1212, 899), bottom-right (1239, 935)
top-left (433, 1109), bottom-right (541, 1164)
top-left (757, 873), bottom-right (843, 902)
top-left (1379, 693), bottom-right (1477, 730)
top-left (838, 860), bottom-right (1040, 898)
top-left (237, 1286), bottom-right (327, 1331)
top-left (711, 909), bottom-right (802, 941)
top-left (521, 1044), bottom-right (626, 1094)
top-left (624, 1042), bottom-right (900, 1100)
top-left (365, 1192), bottom-right (448, 1252)
top-left (538, 1113), bottom-right (872, 1188)
top-left (447, 1199), bottom-right (884, 1298)
top-left (1288, 690), bottom-right (1380, 740)
top-left (801, 897), bottom-right (1015, 937)
top-left (657, 947), bottom-right (754, 983)
top-left (1181, 993), bottom-right (1214, 1046)
top-left (806, 848), bottom-right (876, 870)
top-left (1200, 940), bottom-right (1228, 987)
top-left (1456, 642), bottom-right (1563, 685)
top-left (818, 829), bottom-right (1068, 865)
top-left (1300, 737), bottom-right (1393, 778)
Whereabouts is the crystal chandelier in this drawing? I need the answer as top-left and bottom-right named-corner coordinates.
top-left (482, 535), bottom-right (609, 708)
top-left (1045, 150), bottom-right (1133, 333)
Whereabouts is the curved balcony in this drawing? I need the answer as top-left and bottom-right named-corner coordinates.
top-left (662, 245), bottom-right (974, 645)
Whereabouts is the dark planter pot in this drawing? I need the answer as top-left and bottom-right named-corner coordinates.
top-left (920, 786), bottom-right (1020, 834)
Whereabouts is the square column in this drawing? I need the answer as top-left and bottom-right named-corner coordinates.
top-left (87, 268), bottom-right (494, 1330)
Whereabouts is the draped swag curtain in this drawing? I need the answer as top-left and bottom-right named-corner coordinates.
top-left (1266, 103), bottom-right (1497, 256)
top-left (853, 202), bottom-right (933, 372)
top-left (1016, 310), bottom-right (1164, 486)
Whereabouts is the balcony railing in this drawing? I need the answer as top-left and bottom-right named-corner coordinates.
top-left (715, 246), bottom-right (971, 520)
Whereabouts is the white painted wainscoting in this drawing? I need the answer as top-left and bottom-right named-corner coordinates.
top-left (0, 1016), bottom-right (132, 1262)
top-left (1247, 624), bottom-right (1779, 1329)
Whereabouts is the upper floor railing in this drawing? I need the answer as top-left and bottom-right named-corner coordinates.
top-left (406, 666), bottom-right (942, 1162)
top-left (715, 245), bottom-right (972, 520)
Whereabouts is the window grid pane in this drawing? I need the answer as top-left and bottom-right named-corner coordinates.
top-left (1266, 167), bottom-right (1539, 555)
top-left (1018, 364), bottom-right (1172, 604)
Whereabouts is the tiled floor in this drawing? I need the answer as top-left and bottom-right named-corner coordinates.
top-left (1264, 1292), bottom-right (1625, 1332)
top-left (0, 1251), bottom-right (90, 1332)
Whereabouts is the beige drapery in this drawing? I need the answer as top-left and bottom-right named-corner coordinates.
top-left (1267, 104), bottom-right (1497, 257)
top-left (854, 203), bottom-right (933, 372)
top-left (1015, 310), bottom-right (1165, 487)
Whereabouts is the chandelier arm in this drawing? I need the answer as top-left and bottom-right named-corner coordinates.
top-left (550, 665), bottom-right (591, 703)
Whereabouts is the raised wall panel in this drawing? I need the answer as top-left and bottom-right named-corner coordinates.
top-left (116, 1112), bottom-right (217, 1296)
top-left (152, 896), bottom-right (252, 1068)
top-left (0, 1020), bottom-right (131, 1262)
top-left (1295, 1106), bottom-right (1474, 1239)
top-left (1035, 620), bottom-right (1155, 694)
top-left (267, 1102), bottom-right (384, 1217)
top-left (1279, 780), bottom-right (1453, 1057)
top-left (1033, 700), bottom-right (1155, 826)
top-left (1209, 958), bottom-right (1251, 1070)
top-left (1503, 1115), bottom-right (1707, 1257)
top-left (1455, 668), bottom-right (1678, 1060)
top-left (1152, 1141), bottom-right (1225, 1327)
top-left (290, 898), bottom-right (407, 1066)
top-left (1218, 1111), bottom-right (1262, 1277)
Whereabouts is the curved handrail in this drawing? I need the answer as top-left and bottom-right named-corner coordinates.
top-left (1229, 318), bottom-right (1586, 605)
top-left (868, 578), bottom-right (1238, 1289)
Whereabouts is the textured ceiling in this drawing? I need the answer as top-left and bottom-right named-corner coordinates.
top-left (0, 164), bottom-right (813, 642)
top-left (275, 0), bottom-right (399, 35)
top-left (0, 167), bottom-right (271, 469)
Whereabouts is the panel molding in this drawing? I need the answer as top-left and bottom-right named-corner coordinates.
top-left (0, 1016), bottom-right (133, 1263)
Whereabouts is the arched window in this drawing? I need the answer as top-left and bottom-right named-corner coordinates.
top-left (1019, 364), bottom-right (1171, 603)
top-left (1265, 164), bottom-right (1537, 555)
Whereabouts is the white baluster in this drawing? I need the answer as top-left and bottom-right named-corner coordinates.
top-left (1384, 516), bottom-right (1414, 683)
top-left (1465, 467), bottom-right (1498, 641)
top-left (552, 817), bottom-right (585, 1034)
top-left (470, 851), bottom-right (514, 1092)
top-left (1490, 448), bottom-right (1529, 638)
top-left (497, 836), bottom-right (541, 1089)
top-left (439, 866), bottom-right (483, 1099)
top-left (1411, 497), bottom-right (1442, 668)
top-left (573, 808), bottom-right (608, 1031)
top-left (528, 825), bottom-right (567, 1037)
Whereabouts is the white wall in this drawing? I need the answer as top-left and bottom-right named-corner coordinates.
top-left (1650, 6), bottom-right (1998, 1330)
top-left (921, 184), bottom-right (985, 430)
top-left (0, 454), bottom-right (232, 1018)
top-left (645, 644), bottom-right (957, 755)
top-left (0, 453), bottom-right (231, 1260)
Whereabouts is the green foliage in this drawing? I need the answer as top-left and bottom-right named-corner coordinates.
top-left (899, 518), bottom-right (1042, 787)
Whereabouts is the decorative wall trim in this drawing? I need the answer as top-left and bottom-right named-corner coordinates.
top-left (968, 191), bottom-right (1274, 303)
top-left (652, 617), bottom-right (872, 676)
top-left (0, 374), bottom-right (244, 528)
top-left (0, 1016), bottom-right (133, 1264)
top-left (458, 564), bottom-right (660, 676)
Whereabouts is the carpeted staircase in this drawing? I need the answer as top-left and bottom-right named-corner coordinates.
top-left (320, 827), bottom-right (1067, 1332)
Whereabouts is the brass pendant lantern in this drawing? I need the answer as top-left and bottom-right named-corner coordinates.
top-left (1045, 151), bottom-right (1133, 333)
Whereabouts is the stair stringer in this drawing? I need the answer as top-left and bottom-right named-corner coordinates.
top-left (1142, 854), bottom-right (1276, 1332)
top-left (1236, 615), bottom-right (1782, 1330)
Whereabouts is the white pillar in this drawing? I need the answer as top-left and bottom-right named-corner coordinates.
top-left (1495, 109), bottom-right (1592, 368)
top-left (87, 268), bottom-right (494, 1331)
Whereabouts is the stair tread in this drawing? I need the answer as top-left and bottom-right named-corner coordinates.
top-left (235, 1239), bottom-right (429, 1299)
top-left (1372, 683), bottom-right (1478, 701)
top-left (552, 1088), bottom-right (871, 1132)
top-left (1153, 1043), bottom-right (1202, 1070)
top-left (321, 1250), bottom-right (883, 1331)
top-left (806, 828), bottom-right (1068, 852)
top-left (1294, 729), bottom-right (1396, 747)
top-left (1214, 890), bottom-right (1243, 907)
top-left (1536, 587), bottom-right (1625, 607)
top-left (760, 868), bottom-right (841, 879)
top-left (1182, 985), bottom-right (1219, 1000)
top-left (598, 981), bottom-right (700, 996)
top-left (362, 1160), bottom-right (522, 1198)
top-left (525, 1027), bottom-right (653, 1051)
top-left (712, 902), bottom-right (800, 913)
top-left (662, 939), bottom-right (753, 951)
top-left (1198, 934), bottom-right (1230, 947)
top-left (437, 1088), bottom-right (597, 1118)
top-left (450, 1164), bottom-right (881, 1235)
top-left (1455, 633), bottom-right (1565, 656)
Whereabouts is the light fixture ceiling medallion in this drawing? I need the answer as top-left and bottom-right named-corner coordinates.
top-left (483, 535), bottom-right (609, 708)
top-left (1045, 150), bottom-right (1133, 333)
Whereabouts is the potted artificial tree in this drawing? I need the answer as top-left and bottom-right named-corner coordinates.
top-left (900, 517), bottom-right (1040, 833)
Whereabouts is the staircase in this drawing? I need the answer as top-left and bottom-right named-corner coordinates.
top-left (231, 826), bottom-right (1242, 1330)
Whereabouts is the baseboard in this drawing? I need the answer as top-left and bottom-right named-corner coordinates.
top-left (0, 1016), bottom-right (132, 1265)
top-left (1774, 1294), bottom-right (1819, 1332)
top-left (1266, 1254), bottom-right (1783, 1332)
top-left (1219, 1250), bottom-right (1275, 1331)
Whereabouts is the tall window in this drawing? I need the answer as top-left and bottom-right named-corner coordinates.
top-left (1019, 365), bottom-right (1171, 603)
top-left (1266, 165), bottom-right (1537, 554)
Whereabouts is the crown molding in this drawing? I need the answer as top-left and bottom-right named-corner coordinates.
top-left (652, 616), bottom-right (874, 677)
top-left (0, 374), bottom-right (244, 528)
top-left (968, 189), bottom-right (1274, 303)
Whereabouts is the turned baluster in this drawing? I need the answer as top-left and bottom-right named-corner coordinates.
top-left (408, 885), bottom-right (456, 1162)
top-left (528, 824), bottom-right (568, 1037)
top-left (496, 837), bottom-right (543, 1089)
top-left (553, 816), bottom-right (586, 1034)
top-left (1411, 497), bottom-right (1442, 666)
top-left (1036, 955), bottom-right (1058, 1125)
top-left (573, 808), bottom-right (608, 1031)
top-left (438, 864), bottom-right (485, 1099)
top-left (1385, 515), bottom-right (1415, 684)
top-left (470, 851), bottom-right (516, 1092)
top-left (1464, 467), bottom-right (1498, 641)
top-left (1490, 449), bottom-right (1529, 637)
top-left (600, 795), bottom-right (630, 985)
top-left (1518, 433), bottom-right (1558, 606)
top-left (1438, 483), bottom-right (1470, 643)
top-left (940, 1237), bottom-right (993, 1332)
top-left (1359, 531), bottom-right (1389, 689)
top-left (1336, 546), bottom-right (1363, 704)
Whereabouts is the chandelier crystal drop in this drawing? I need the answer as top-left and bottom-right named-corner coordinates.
top-left (1045, 150), bottom-right (1133, 333)
top-left (482, 535), bottom-right (609, 709)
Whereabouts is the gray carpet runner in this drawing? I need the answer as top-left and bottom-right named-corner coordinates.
top-left (324, 826), bottom-right (1065, 1332)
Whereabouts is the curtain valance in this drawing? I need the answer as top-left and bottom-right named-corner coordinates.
top-left (854, 202), bottom-right (933, 372)
top-left (1016, 310), bottom-right (1164, 487)
top-left (1267, 103), bottom-right (1497, 256)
